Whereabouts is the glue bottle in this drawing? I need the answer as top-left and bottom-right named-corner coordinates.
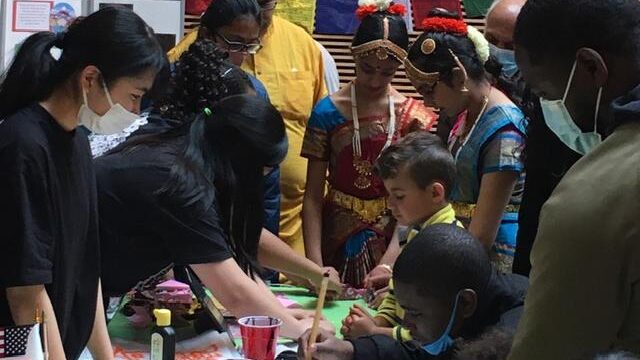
top-left (151, 309), bottom-right (175, 360)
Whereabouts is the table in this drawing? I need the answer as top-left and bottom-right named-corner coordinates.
top-left (104, 285), bottom-right (366, 359)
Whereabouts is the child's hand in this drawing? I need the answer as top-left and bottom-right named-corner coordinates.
top-left (363, 266), bottom-right (392, 290)
top-left (367, 286), bottom-right (389, 309)
top-left (340, 304), bottom-right (377, 339)
top-left (341, 314), bottom-right (377, 339)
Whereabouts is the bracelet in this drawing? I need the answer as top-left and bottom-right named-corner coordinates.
top-left (376, 264), bottom-right (393, 274)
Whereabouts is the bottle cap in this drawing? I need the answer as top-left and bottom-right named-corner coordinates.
top-left (153, 309), bottom-right (171, 327)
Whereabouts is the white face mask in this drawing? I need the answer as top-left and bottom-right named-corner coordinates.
top-left (540, 60), bottom-right (603, 155)
top-left (78, 80), bottom-right (139, 135)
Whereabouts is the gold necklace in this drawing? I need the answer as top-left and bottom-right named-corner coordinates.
top-left (351, 82), bottom-right (395, 190)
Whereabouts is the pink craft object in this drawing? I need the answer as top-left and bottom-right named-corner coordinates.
top-left (127, 304), bottom-right (153, 328)
top-left (154, 280), bottom-right (193, 304)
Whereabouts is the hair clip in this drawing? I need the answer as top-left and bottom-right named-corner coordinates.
top-left (203, 107), bottom-right (212, 117)
top-left (421, 38), bottom-right (436, 55)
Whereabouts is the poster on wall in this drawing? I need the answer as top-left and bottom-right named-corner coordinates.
top-left (89, 0), bottom-right (183, 53)
top-left (1, 0), bottom-right (83, 70)
top-left (13, 1), bottom-right (52, 32)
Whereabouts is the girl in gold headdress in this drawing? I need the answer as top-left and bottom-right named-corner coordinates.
top-left (301, 0), bottom-right (437, 288)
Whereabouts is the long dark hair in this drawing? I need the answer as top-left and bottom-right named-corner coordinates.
top-left (171, 95), bottom-right (286, 276)
top-left (117, 95), bottom-right (287, 276)
top-left (0, 6), bottom-right (166, 120)
top-left (199, 0), bottom-right (262, 37)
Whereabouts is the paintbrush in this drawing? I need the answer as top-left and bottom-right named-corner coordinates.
top-left (306, 272), bottom-right (330, 360)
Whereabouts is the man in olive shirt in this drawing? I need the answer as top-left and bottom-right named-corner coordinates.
top-left (508, 0), bottom-right (640, 358)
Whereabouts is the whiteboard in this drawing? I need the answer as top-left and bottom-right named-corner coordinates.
top-left (0, 0), bottom-right (84, 71)
top-left (89, 0), bottom-right (184, 53)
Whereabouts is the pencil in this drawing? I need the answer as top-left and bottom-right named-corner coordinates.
top-left (41, 310), bottom-right (49, 360)
top-left (306, 271), bottom-right (330, 360)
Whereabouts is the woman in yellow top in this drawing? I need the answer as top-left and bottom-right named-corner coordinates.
top-left (301, 0), bottom-right (437, 288)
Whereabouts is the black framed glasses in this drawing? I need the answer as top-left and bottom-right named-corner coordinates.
top-left (215, 33), bottom-right (262, 55)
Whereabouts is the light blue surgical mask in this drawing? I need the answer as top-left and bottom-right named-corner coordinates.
top-left (540, 60), bottom-right (603, 155)
top-left (422, 292), bottom-right (461, 356)
top-left (489, 43), bottom-right (518, 78)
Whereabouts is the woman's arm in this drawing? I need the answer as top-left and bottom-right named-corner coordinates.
top-left (302, 160), bottom-right (329, 266)
top-left (377, 226), bottom-right (401, 266)
top-left (87, 280), bottom-right (114, 360)
top-left (468, 171), bottom-right (519, 250)
top-left (257, 228), bottom-right (342, 293)
top-left (191, 259), bottom-right (312, 339)
top-left (6, 285), bottom-right (66, 360)
top-left (363, 227), bottom-right (400, 290)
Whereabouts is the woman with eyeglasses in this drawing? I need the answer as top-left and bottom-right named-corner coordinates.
top-left (405, 9), bottom-right (526, 272)
top-left (168, 0), bottom-right (267, 97)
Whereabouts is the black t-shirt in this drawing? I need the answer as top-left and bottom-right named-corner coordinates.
top-left (94, 139), bottom-right (233, 296)
top-left (0, 104), bottom-right (99, 360)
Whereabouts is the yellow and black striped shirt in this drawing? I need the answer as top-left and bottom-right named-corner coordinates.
top-left (375, 204), bottom-right (463, 341)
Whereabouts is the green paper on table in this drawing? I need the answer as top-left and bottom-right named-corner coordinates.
top-left (270, 285), bottom-right (367, 339)
top-left (107, 285), bottom-right (366, 345)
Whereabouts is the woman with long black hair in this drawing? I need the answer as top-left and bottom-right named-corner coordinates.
top-left (0, 6), bottom-right (165, 359)
top-left (96, 94), bottom-right (332, 338)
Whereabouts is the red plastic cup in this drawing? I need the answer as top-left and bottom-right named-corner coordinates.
top-left (238, 316), bottom-right (282, 360)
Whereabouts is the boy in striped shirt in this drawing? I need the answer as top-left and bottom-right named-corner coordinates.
top-left (342, 132), bottom-right (462, 341)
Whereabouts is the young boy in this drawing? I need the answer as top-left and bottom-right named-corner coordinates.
top-left (299, 224), bottom-right (528, 360)
top-left (343, 132), bottom-right (461, 341)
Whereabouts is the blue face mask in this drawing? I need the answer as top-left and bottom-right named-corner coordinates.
top-left (422, 292), bottom-right (461, 356)
top-left (489, 43), bottom-right (518, 78)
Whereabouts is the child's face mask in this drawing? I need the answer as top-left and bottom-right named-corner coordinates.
top-left (421, 292), bottom-right (461, 356)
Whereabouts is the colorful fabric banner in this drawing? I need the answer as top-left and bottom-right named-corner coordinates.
top-left (315, 0), bottom-right (415, 35)
top-left (462, 0), bottom-right (494, 17)
top-left (412, 0), bottom-right (462, 29)
top-left (315, 0), bottom-right (359, 35)
top-left (275, 0), bottom-right (317, 34)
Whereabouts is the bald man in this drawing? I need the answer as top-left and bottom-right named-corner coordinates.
top-left (484, 0), bottom-right (582, 277)
top-left (485, 0), bottom-right (526, 50)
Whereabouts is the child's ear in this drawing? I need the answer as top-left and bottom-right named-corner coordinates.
top-left (460, 289), bottom-right (478, 319)
top-left (431, 182), bottom-right (446, 203)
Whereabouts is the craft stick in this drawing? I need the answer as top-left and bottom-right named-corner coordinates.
top-left (306, 272), bottom-right (330, 360)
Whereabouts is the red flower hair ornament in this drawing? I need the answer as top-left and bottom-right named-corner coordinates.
top-left (356, 1), bottom-right (407, 20)
top-left (421, 17), bottom-right (468, 35)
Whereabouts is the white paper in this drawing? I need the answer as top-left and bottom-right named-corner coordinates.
top-left (13, 1), bottom-right (51, 32)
